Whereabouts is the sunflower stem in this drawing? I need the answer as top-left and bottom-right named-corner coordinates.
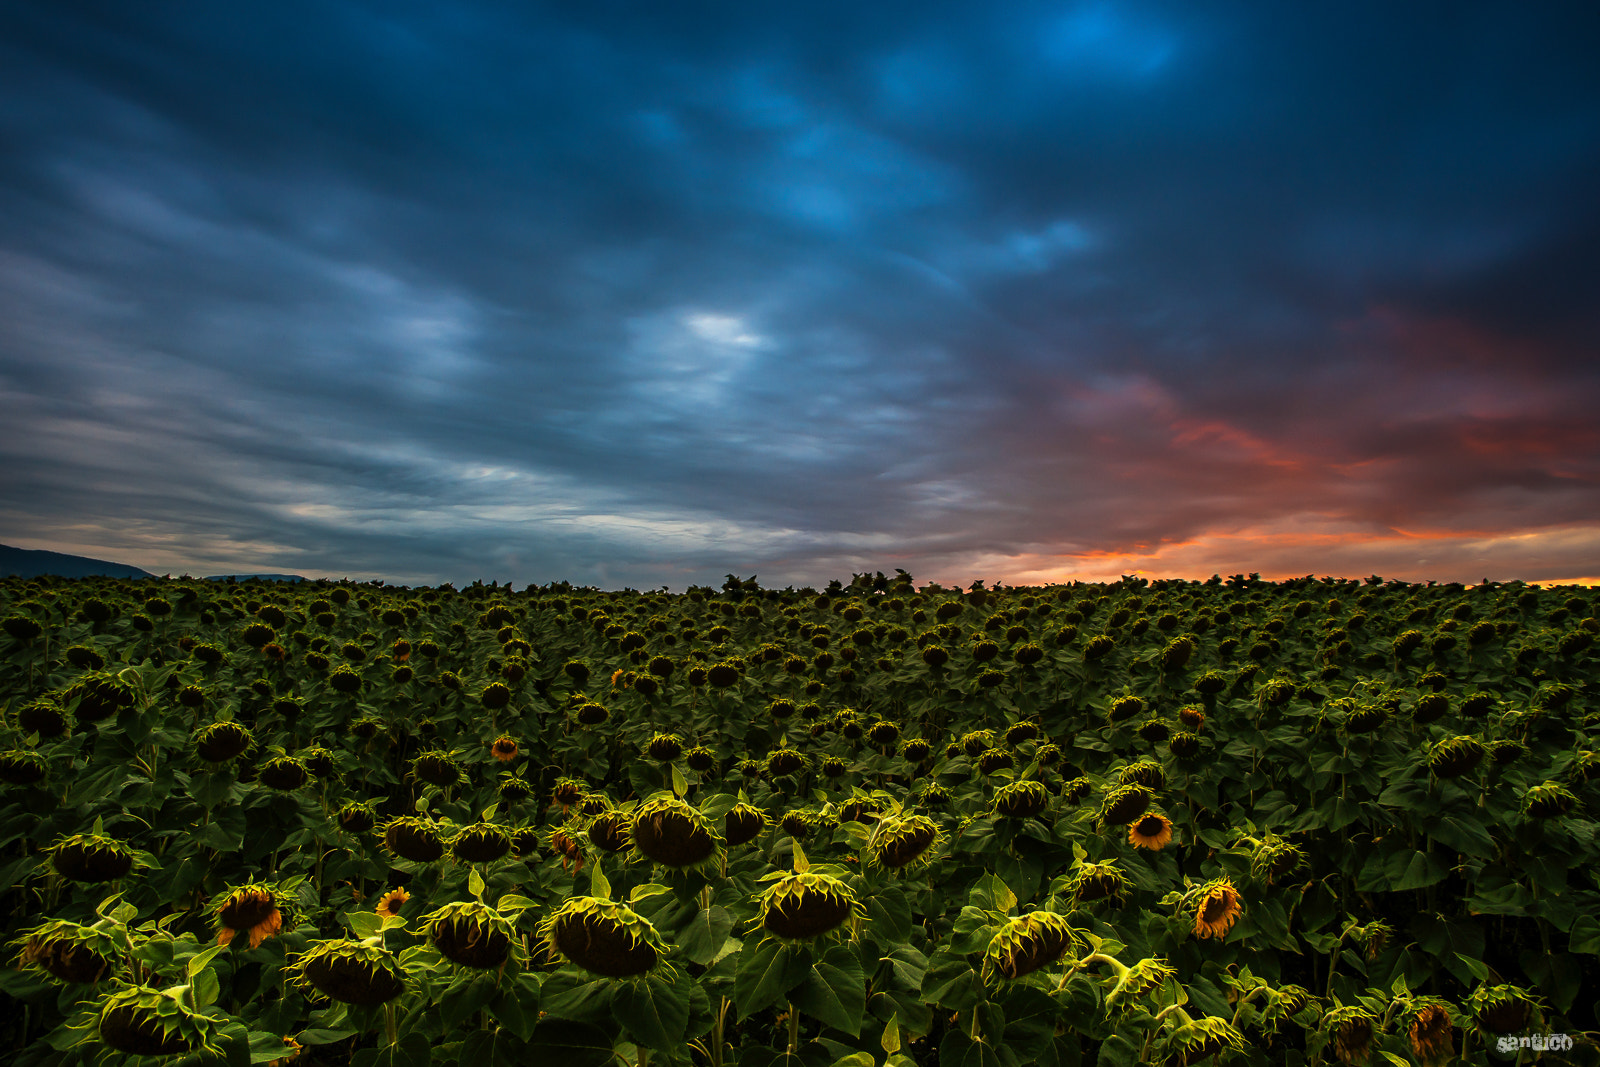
top-left (787, 1002), bottom-right (800, 1054)
top-left (711, 997), bottom-right (728, 1067)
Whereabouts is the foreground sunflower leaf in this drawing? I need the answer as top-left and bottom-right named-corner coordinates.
top-left (791, 944), bottom-right (867, 1036)
top-left (735, 936), bottom-right (812, 1018)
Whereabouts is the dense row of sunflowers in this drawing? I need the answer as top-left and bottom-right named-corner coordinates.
top-left (0, 569), bottom-right (1596, 1066)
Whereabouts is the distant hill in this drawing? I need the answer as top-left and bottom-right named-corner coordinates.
top-left (0, 543), bottom-right (154, 579)
top-left (204, 574), bottom-right (307, 583)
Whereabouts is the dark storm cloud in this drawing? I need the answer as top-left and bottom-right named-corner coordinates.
top-left (2, 1), bottom-right (1598, 587)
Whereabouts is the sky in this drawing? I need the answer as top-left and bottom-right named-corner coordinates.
top-left (1, 1), bottom-right (1598, 590)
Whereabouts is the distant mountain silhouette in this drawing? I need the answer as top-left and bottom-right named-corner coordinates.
top-left (203, 574), bottom-right (307, 582)
top-left (0, 543), bottom-right (154, 579)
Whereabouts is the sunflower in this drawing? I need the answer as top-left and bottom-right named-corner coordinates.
top-left (1192, 878), bottom-right (1243, 940)
top-left (211, 884), bottom-right (289, 949)
top-left (490, 736), bottom-right (519, 762)
top-left (629, 796), bottom-right (725, 874)
top-left (375, 888), bottom-right (410, 919)
top-left (12, 919), bottom-right (120, 985)
top-left (754, 872), bottom-right (866, 944)
top-left (1323, 1006), bottom-right (1378, 1066)
top-left (423, 901), bottom-right (521, 971)
top-left (97, 985), bottom-right (222, 1057)
top-left (1163, 1010), bottom-right (1247, 1066)
top-left (1405, 1002), bottom-right (1454, 1067)
top-left (1070, 859), bottom-right (1130, 906)
top-left (1467, 984), bottom-right (1542, 1035)
top-left (1128, 813), bottom-right (1174, 851)
top-left (983, 911), bottom-right (1084, 981)
top-left (868, 814), bottom-right (940, 872)
top-left (288, 939), bottom-right (406, 1006)
top-left (1101, 956), bottom-right (1177, 1009)
top-left (539, 896), bottom-right (667, 978)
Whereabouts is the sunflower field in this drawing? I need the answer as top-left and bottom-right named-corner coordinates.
top-left (0, 570), bottom-right (1597, 1066)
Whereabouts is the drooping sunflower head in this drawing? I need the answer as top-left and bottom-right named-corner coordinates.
top-left (1358, 920), bottom-right (1393, 960)
top-left (1489, 738), bottom-right (1526, 767)
top-left (1098, 783), bottom-right (1154, 828)
top-left (868, 814), bottom-right (940, 872)
top-left (538, 896), bottom-right (667, 978)
top-left (1260, 985), bottom-right (1320, 1032)
top-left (1521, 781), bottom-right (1578, 819)
top-left (378, 816), bottom-right (446, 864)
top-left (960, 729), bottom-right (997, 758)
top-left (193, 720), bottom-right (254, 763)
top-left (1323, 1005), bottom-right (1378, 1066)
top-left (490, 736), bottom-right (519, 762)
top-left (779, 808), bottom-right (835, 841)
top-left (258, 755), bottom-right (311, 791)
top-left (1191, 878), bottom-right (1243, 940)
top-left (550, 776), bottom-right (586, 809)
top-left (287, 938), bottom-right (406, 1006)
top-left (765, 748), bottom-right (810, 778)
top-left (1062, 776), bottom-right (1094, 805)
top-left (422, 900), bottom-right (521, 971)
top-left (0, 748), bottom-right (46, 786)
top-left (1119, 761), bottom-right (1166, 790)
top-left (1343, 703), bottom-right (1389, 736)
top-left (1568, 749), bottom-right (1600, 783)
top-left (1427, 736), bottom-right (1486, 779)
top-left (993, 780), bottom-right (1051, 819)
top-left (1104, 957), bottom-right (1176, 1009)
top-left (1127, 812), bottom-right (1174, 851)
top-left (12, 919), bottom-right (120, 985)
top-left (409, 750), bottom-right (461, 788)
top-left (645, 733), bottom-right (684, 762)
top-left (975, 748), bottom-right (1015, 776)
top-left (1403, 1000), bottom-right (1455, 1067)
top-left (449, 823), bottom-right (513, 865)
top-left (585, 811), bottom-right (632, 853)
top-left (1070, 860), bottom-right (1130, 906)
top-left (629, 796), bottom-right (725, 872)
top-left (983, 911), bottom-right (1084, 981)
top-left (724, 803), bottom-right (767, 847)
top-left (97, 984), bottom-right (221, 1058)
top-left (49, 833), bottom-right (136, 884)
top-left (1137, 720), bottom-right (1171, 743)
top-left (337, 801), bottom-right (377, 834)
top-left (1249, 836), bottom-right (1306, 885)
top-left (1163, 1014), bottom-right (1247, 1067)
top-left (1466, 984), bottom-right (1542, 1035)
top-left (755, 872), bottom-right (865, 944)
top-left (209, 883), bottom-right (293, 949)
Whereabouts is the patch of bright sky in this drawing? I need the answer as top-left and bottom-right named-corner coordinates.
top-left (1039, 2), bottom-right (1179, 79)
top-left (620, 309), bottom-right (766, 412)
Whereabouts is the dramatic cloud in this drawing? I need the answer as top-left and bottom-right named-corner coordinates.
top-left (2, 1), bottom-right (1597, 587)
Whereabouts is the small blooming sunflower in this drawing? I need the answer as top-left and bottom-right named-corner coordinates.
top-left (490, 736), bottom-right (519, 762)
top-left (375, 888), bottom-right (410, 919)
top-left (1128, 812), bottom-right (1174, 851)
